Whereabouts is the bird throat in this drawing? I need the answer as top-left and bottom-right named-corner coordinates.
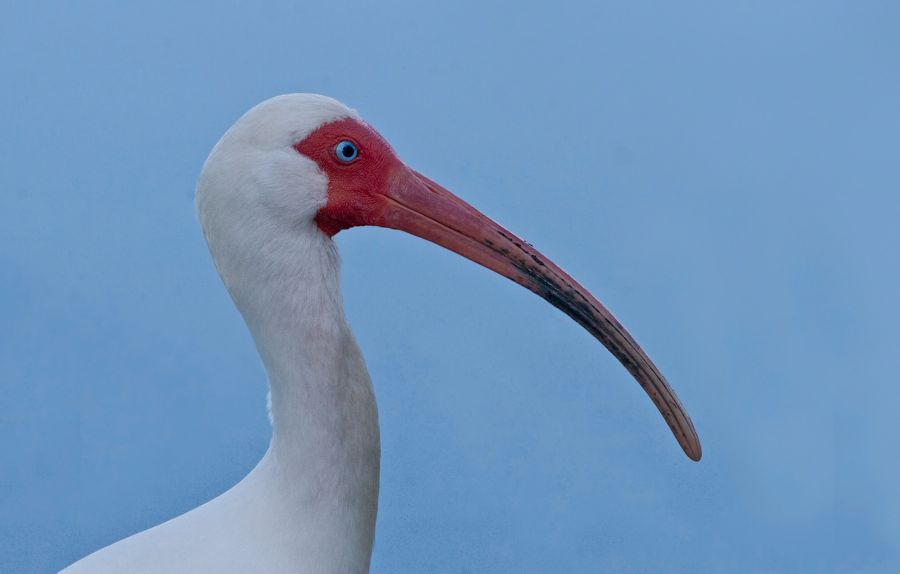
top-left (226, 229), bottom-right (381, 571)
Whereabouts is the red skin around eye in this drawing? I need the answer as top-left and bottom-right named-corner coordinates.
top-left (294, 118), bottom-right (404, 236)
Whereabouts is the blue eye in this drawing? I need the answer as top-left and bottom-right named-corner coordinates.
top-left (334, 140), bottom-right (358, 163)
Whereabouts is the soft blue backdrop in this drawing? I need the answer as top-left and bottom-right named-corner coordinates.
top-left (2, 1), bottom-right (898, 572)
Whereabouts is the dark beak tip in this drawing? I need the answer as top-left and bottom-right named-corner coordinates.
top-left (687, 446), bottom-right (702, 462)
top-left (681, 432), bottom-right (702, 461)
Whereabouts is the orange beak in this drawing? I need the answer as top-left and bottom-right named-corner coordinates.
top-left (368, 165), bottom-right (702, 461)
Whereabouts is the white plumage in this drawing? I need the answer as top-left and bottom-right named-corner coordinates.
top-left (63, 93), bottom-right (700, 573)
top-left (65, 95), bottom-right (379, 573)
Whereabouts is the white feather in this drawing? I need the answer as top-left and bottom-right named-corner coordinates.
top-left (63, 95), bottom-right (379, 574)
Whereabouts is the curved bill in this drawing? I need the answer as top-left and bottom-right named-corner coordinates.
top-left (371, 166), bottom-right (702, 461)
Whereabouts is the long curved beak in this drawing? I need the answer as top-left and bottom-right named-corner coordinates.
top-left (372, 166), bottom-right (701, 461)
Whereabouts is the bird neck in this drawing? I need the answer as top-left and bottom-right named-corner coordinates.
top-left (222, 227), bottom-right (380, 571)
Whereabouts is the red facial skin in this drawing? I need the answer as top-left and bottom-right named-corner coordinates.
top-left (294, 118), bottom-right (702, 461)
top-left (295, 118), bottom-right (402, 236)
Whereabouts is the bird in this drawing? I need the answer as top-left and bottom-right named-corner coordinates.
top-left (62, 94), bottom-right (701, 573)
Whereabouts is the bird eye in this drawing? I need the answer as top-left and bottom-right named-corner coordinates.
top-left (334, 140), bottom-right (359, 163)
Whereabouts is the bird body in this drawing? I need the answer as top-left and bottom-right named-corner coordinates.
top-left (63, 94), bottom-right (699, 573)
top-left (65, 95), bottom-right (378, 574)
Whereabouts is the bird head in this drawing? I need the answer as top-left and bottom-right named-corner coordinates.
top-left (197, 94), bottom-right (701, 461)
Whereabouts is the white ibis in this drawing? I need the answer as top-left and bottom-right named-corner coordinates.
top-left (62, 94), bottom-right (701, 574)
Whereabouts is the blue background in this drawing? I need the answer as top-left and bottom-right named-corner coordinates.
top-left (2, 2), bottom-right (898, 572)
